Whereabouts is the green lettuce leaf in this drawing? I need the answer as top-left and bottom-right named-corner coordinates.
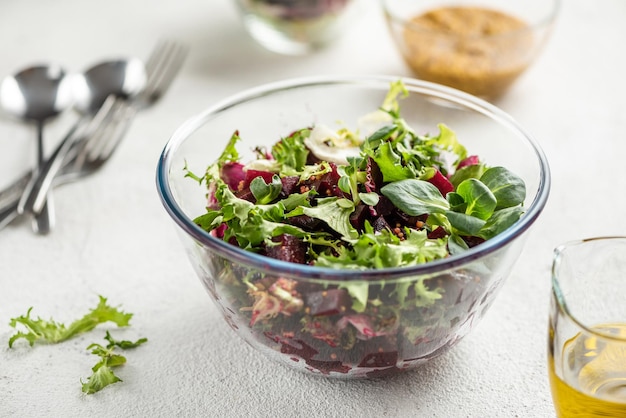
top-left (8, 296), bottom-right (132, 348)
top-left (289, 197), bottom-right (358, 242)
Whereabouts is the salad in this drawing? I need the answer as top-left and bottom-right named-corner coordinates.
top-left (237, 0), bottom-right (357, 53)
top-left (187, 81), bottom-right (526, 376)
top-left (244, 0), bottom-right (352, 20)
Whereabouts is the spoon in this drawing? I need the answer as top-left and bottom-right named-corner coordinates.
top-left (17, 57), bottom-right (147, 226)
top-left (0, 64), bottom-right (73, 234)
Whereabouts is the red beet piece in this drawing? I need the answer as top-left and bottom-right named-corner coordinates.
top-left (349, 204), bottom-right (368, 230)
top-left (220, 162), bottom-right (246, 190)
top-left (374, 195), bottom-right (395, 217)
top-left (365, 157), bottom-right (383, 193)
top-left (310, 164), bottom-right (343, 197)
top-left (245, 169), bottom-right (275, 186)
top-left (265, 234), bottom-right (307, 264)
top-left (281, 176), bottom-right (300, 196)
top-left (327, 163), bottom-right (340, 182)
top-left (304, 288), bottom-right (351, 316)
top-left (213, 223), bottom-right (228, 239)
top-left (427, 170), bottom-right (454, 196)
top-left (428, 226), bottom-right (447, 239)
top-left (358, 351), bottom-right (398, 368)
top-left (457, 155), bottom-right (480, 169)
top-left (462, 235), bottom-right (486, 248)
top-left (276, 336), bottom-right (352, 374)
top-left (234, 186), bottom-right (255, 203)
top-left (305, 358), bottom-right (351, 374)
top-left (279, 338), bottom-right (319, 360)
top-left (287, 214), bottom-right (321, 230)
top-left (372, 216), bottom-right (391, 232)
top-left (366, 366), bottom-right (401, 378)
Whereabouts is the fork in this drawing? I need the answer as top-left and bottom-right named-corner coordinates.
top-left (0, 99), bottom-right (126, 230)
top-left (24, 39), bottom-right (188, 218)
top-left (0, 40), bottom-right (188, 230)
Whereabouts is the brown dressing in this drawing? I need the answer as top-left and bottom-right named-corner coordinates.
top-left (402, 6), bottom-right (534, 98)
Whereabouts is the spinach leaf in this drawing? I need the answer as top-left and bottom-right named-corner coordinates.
top-left (449, 163), bottom-right (485, 188)
top-left (446, 192), bottom-right (466, 212)
top-left (364, 124), bottom-right (398, 148)
top-left (358, 192), bottom-right (380, 206)
top-left (446, 211), bottom-right (487, 236)
top-left (480, 166), bottom-right (526, 209)
top-left (455, 178), bottom-right (497, 220)
top-left (380, 179), bottom-right (450, 216)
top-left (447, 233), bottom-right (469, 255)
top-left (478, 206), bottom-right (524, 239)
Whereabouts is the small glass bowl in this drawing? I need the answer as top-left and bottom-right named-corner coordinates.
top-left (381, 0), bottom-right (560, 99)
top-left (156, 76), bottom-right (550, 378)
top-left (234, 0), bottom-right (363, 55)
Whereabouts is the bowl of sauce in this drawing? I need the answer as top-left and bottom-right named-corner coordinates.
top-left (382, 0), bottom-right (560, 99)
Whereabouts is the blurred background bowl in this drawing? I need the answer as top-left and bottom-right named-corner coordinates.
top-left (235, 0), bottom-right (364, 55)
top-left (381, 0), bottom-right (560, 99)
top-left (156, 76), bottom-right (550, 378)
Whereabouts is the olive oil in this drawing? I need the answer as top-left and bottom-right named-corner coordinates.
top-left (549, 323), bottom-right (626, 417)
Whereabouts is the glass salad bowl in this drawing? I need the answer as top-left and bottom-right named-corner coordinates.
top-left (156, 76), bottom-right (550, 378)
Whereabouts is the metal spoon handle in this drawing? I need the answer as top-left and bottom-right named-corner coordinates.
top-left (18, 118), bottom-right (84, 216)
top-left (33, 196), bottom-right (53, 234)
top-left (0, 169), bottom-right (78, 231)
top-left (0, 199), bottom-right (20, 231)
top-left (31, 122), bottom-right (53, 234)
top-left (0, 171), bottom-right (31, 207)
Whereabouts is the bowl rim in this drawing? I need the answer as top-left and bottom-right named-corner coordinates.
top-left (381, 0), bottom-right (561, 40)
top-left (156, 74), bottom-right (551, 281)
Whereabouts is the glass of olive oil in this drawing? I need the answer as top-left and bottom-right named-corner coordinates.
top-left (549, 237), bottom-right (626, 417)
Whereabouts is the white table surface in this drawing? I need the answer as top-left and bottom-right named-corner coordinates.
top-left (1, 1), bottom-right (626, 417)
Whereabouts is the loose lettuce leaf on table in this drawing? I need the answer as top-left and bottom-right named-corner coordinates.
top-left (8, 296), bottom-right (132, 348)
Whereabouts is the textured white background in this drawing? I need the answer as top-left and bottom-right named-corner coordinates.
top-left (1, 1), bottom-right (625, 417)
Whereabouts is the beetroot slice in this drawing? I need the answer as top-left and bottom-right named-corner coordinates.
top-left (265, 234), bottom-right (307, 264)
top-left (349, 204), bottom-right (368, 230)
top-left (306, 358), bottom-right (351, 374)
top-left (278, 337), bottom-right (319, 360)
top-left (427, 170), bottom-right (454, 196)
top-left (221, 162), bottom-right (246, 190)
top-left (365, 158), bottom-right (383, 193)
top-left (372, 216), bottom-right (391, 233)
top-left (457, 155), bottom-right (480, 170)
top-left (281, 176), bottom-right (300, 196)
top-left (275, 336), bottom-right (351, 374)
top-left (358, 351), bottom-right (398, 368)
top-left (427, 226), bottom-right (448, 240)
top-left (462, 235), bottom-right (486, 248)
top-left (304, 289), bottom-right (351, 316)
top-left (245, 169), bottom-right (275, 186)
